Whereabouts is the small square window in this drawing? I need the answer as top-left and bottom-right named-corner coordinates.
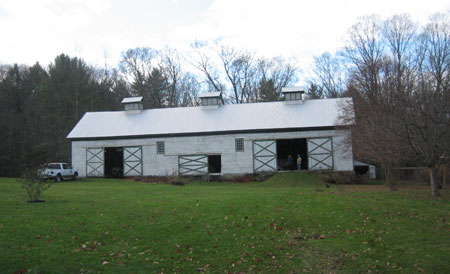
top-left (156, 141), bottom-right (165, 154)
top-left (235, 138), bottom-right (244, 152)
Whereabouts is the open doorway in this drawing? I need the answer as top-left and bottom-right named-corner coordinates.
top-left (276, 139), bottom-right (308, 170)
top-left (104, 147), bottom-right (124, 177)
top-left (208, 155), bottom-right (221, 173)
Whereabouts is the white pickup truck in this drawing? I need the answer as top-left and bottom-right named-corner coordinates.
top-left (40, 163), bottom-right (78, 182)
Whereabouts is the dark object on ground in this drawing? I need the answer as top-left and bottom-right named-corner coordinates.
top-left (320, 171), bottom-right (363, 185)
top-left (111, 167), bottom-right (123, 178)
top-left (27, 200), bottom-right (45, 203)
top-left (134, 172), bottom-right (274, 184)
top-left (326, 183), bottom-right (330, 188)
top-left (208, 175), bottom-right (221, 182)
top-left (219, 173), bottom-right (274, 183)
top-left (171, 181), bottom-right (185, 186)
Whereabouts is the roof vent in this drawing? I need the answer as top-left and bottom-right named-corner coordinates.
top-left (121, 96), bottom-right (143, 114)
top-left (281, 87), bottom-right (305, 104)
top-left (199, 92), bottom-right (222, 109)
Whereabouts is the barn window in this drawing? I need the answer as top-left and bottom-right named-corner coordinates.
top-left (285, 92), bottom-right (302, 101)
top-left (235, 138), bottom-right (244, 152)
top-left (201, 97), bottom-right (219, 106)
top-left (281, 87), bottom-right (305, 102)
top-left (199, 92), bottom-right (222, 107)
top-left (124, 103), bottom-right (142, 111)
top-left (156, 141), bottom-right (165, 154)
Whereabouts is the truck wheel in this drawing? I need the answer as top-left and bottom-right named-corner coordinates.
top-left (73, 172), bottom-right (78, 181)
top-left (55, 174), bottom-right (62, 182)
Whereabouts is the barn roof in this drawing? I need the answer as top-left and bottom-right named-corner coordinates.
top-left (67, 98), bottom-right (353, 140)
top-left (198, 92), bottom-right (222, 98)
top-left (121, 96), bottom-right (143, 104)
top-left (281, 86), bottom-right (305, 93)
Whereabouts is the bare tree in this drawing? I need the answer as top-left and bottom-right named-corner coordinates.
top-left (178, 72), bottom-right (201, 106)
top-left (336, 13), bottom-right (450, 196)
top-left (256, 56), bottom-right (298, 100)
top-left (188, 41), bottom-right (298, 103)
top-left (399, 13), bottom-right (450, 196)
top-left (340, 15), bottom-right (410, 189)
top-left (119, 47), bottom-right (158, 95)
top-left (383, 14), bottom-right (417, 95)
top-left (188, 40), bottom-right (225, 94)
top-left (218, 43), bottom-right (256, 103)
top-left (312, 52), bottom-right (346, 98)
top-left (160, 47), bottom-right (182, 107)
top-left (343, 15), bottom-right (385, 98)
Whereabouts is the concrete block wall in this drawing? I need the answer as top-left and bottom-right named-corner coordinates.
top-left (71, 129), bottom-right (353, 177)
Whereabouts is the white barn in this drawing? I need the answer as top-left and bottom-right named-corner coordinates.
top-left (67, 89), bottom-right (354, 177)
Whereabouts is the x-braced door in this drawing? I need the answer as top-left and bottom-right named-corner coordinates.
top-left (178, 155), bottom-right (208, 175)
top-left (308, 137), bottom-right (333, 170)
top-left (123, 146), bottom-right (143, 176)
top-left (253, 140), bottom-right (277, 172)
top-left (86, 148), bottom-right (104, 177)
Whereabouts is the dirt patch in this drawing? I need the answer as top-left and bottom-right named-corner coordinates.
top-left (130, 176), bottom-right (172, 183)
top-left (330, 185), bottom-right (390, 194)
top-left (219, 173), bottom-right (273, 183)
top-left (130, 173), bottom-right (273, 184)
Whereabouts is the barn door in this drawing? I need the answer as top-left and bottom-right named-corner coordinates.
top-left (178, 155), bottom-right (208, 175)
top-left (253, 140), bottom-right (277, 172)
top-left (308, 137), bottom-right (333, 170)
top-left (86, 148), bottom-right (104, 177)
top-left (123, 146), bottom-right (143, 176)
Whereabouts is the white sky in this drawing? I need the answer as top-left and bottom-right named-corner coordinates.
top-left (1, 0), bottom-right (449, 81)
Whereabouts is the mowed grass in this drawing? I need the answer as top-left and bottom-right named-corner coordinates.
top-left (0, 173), bottom-right (449, 273)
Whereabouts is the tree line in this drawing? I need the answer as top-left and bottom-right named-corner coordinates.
top-left (0, 43), bottom-right (298, 177)
top-left (307, 13), bottom-right (450, 196)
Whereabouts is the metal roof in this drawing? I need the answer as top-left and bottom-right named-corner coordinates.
top-left (121, 96), bottom-right (143, 104)
top-left (354, 161), bottom-right (375, 167)
top-left (198, 92), bottom-right (222, 98)
top-left (67, 98), bottom-right (353, 140)
top-left (281, 87), bottom-right (305, 93)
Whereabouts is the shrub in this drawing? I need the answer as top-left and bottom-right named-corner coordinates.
top-left (21, 168), bottom-right (53, 202)
top-left (170, 175), bottom-right (187, 186)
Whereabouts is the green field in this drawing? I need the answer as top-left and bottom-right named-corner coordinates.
top-left (0, 173), bottom-right (449, 273)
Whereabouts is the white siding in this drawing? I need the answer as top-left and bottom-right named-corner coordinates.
top-left (71, 129), bottom-right (353, 177)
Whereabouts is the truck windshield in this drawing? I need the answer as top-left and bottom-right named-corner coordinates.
top-left (47, 164), bottom-right (60, 169)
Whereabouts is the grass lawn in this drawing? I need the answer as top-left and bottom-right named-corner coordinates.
top-left (0, 173), bottom-right (449, 273)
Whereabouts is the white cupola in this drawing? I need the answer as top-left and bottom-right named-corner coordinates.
top-left (199, 92), bottom-right (222, 109)
top-left (121, 97), bottom-right (143, 114)
top-left (281, 87), bottom-right (305, 104)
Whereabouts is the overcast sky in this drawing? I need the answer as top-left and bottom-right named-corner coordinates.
top-left (1, 0), bottom-right (449, 80)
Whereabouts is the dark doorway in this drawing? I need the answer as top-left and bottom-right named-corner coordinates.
top-left (208, 155), bottom-right (221, 173)
top-left (105, 147), bottom-right (124, 177)
top-left (276, 139), bottom-right (308, 170)
top-left (355, 166), bottom-right (369, 176)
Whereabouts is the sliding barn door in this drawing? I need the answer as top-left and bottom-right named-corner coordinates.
top-left (308, 137), bottom-right (333, 170)
top-left (86, 148), bottom-right (104, 177)
top-left (253, 140), bottom-right (277, 172)
top-left (178, 155), bottom-right (208, 175)
top-left (123, 146), bottom-right (143, 176)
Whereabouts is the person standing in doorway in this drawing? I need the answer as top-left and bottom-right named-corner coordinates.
top-left (287, 155), bottom-right (293, 170)
top-left (297, 154), bottom-right (302, 170)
